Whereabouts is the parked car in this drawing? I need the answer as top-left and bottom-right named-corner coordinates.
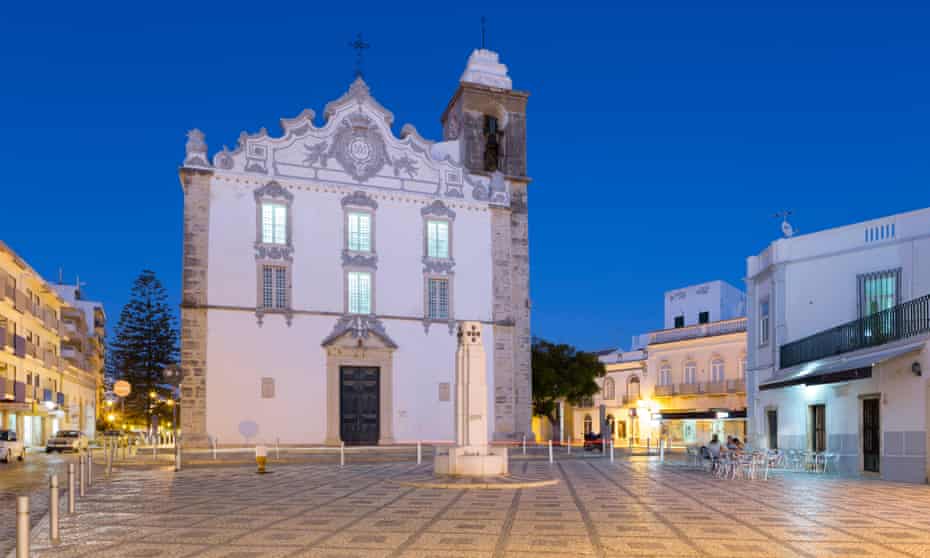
top-left (583, 432), bottom-right (604, 452)
top-left (46, 430), bottom-right (88, 453)
top-left (0, 430), bottom-right (25, 462)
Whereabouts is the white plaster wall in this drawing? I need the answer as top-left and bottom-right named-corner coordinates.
top-left (663, 281), bottom-right (745, 329)
top-left (205, 312), bottom-right (497, 445)
top-left (206, 179), bottom-right (494, 320)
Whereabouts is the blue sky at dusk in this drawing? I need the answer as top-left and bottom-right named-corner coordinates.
top-left (2, 2), bottom-right (928, 351)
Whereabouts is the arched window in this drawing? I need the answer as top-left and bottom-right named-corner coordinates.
top-left (583, 414), bottom-right (593, 435)
top-left (659, 365), bottom-right (672, 386)
top-left (607, 415), bottom-right (616, 435)
top-left (684, 362), bottom-right (697, 384)
top-left (603, 378), bottom-right (615, 400)
top-left (628, 376), bottom-right (641, 400)
top-left (711, 359), bottom-right (725, 383)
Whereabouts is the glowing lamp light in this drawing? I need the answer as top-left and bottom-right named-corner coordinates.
top-left (43, 401), bottom-right (56, 411)
top-left (107, 413), bottom-right (116, 422)
top-left (715, 411), bottom-right (730, 419)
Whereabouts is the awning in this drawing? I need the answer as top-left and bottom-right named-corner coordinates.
top-left (657, 409), bottom-right (747, 420)
top-left (760, 338), bottom-right (925, 391)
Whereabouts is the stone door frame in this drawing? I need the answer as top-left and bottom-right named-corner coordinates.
top-left (324, 341), bottom-right (395, 445)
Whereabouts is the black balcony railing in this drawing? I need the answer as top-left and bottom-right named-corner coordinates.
top-left (780, 293), bottom-right (930, 369)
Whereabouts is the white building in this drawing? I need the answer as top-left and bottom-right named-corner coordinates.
top-left (178, 49), bottom-right (532, 446)
top-left (747, 208), bottom-right (930, 483)
top-left (574, 281), bottom-right (747, 446)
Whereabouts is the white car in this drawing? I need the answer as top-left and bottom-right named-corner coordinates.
top-left (0, 430), bottom-right (25, 462)
top-left (46, 430), bottom-right (88, 453)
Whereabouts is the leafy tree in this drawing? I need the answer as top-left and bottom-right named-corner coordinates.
top-left (532, 338), bottom-right (606, 428)
top-left (108, 270), bottom-right (178, 426)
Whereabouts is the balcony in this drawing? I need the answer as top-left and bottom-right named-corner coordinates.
top-left (655, 385), bottom-right (676, 397)
top-left (649, 317), bottom-right (747, 345)
top-left (704, 381), bottom-right (727, 394)
top-left (678, 383), bottom-right (701, 395)
top-left (13, 382), bottom-right (25, 403)
top-left (780, 293), bottom-right (930, 369)
top-left (726, 379), bottom-right (745, 393)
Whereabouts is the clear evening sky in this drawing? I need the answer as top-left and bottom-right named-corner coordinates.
top-left (2, 2), bottom-right (928, 351)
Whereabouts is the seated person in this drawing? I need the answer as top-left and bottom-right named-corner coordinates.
top-left (707, 434), bottom-right (723, 460)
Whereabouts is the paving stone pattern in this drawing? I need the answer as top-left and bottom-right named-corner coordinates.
top-left (21, 459), bottom-right (930, 557)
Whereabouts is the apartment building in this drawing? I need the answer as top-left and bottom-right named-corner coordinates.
top-left (0, 242), bottom-right (101, 446)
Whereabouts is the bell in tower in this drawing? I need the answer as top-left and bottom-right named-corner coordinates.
top-left (441, 49), bottom-right (528, 178)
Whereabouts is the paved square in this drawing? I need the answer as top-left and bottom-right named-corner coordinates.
top-left (23, 458), bottom-right (930, 557)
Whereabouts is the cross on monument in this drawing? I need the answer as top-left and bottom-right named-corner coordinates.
top-left (348, 33), bottom-right (370, 78)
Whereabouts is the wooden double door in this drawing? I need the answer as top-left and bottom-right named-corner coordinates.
top-left (340, 367), bottom-right (380, 446)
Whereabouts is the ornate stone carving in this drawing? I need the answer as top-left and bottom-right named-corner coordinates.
top-left (254, 181), bottom-right (294, 202)
top-left (423, 258), bottom-right (456, 274)
top-left (214, 146), bottom-right (234, 170)
top-left (184, 129), bottom-right (211, 168)
top-left (328, 113), bottom-right (391, 182)
top-left (420, 200), bottom-right (456, 220)
top-left (342, 250), bottom-right (377, 269)
top-left (321, 314), bottom-right (398, 349)
top-left (489, 171), bottom-right (510, 205)
top-left (303, 141), bottom-right (329, 167)
top-left (468, 175), bottom-right (489, 202)
top-left (323, 77), bottom-right (395, 127)
top-left (340, 190), bottom-right (378, 210)
top-left (393, 155), bottom-right (418, 178)
top-left (255, 244), bottom-right (294, 261)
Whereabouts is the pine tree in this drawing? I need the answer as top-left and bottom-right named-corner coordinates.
top-left (109, 270), bottom-right (178, 425)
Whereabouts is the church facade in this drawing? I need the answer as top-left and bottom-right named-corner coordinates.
top-left (178, 49), bottom-right (532, 446)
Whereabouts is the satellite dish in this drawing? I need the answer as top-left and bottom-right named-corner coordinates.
top-left (781, 220), bottom-right (794, 238)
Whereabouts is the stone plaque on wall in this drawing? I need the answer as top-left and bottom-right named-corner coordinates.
top-left (438, 382), bottom-right (451, 402)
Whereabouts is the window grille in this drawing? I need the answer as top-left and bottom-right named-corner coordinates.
top-left (428, 278), bottom-right (449, 319)
top-left (348, 272), bottom-right (372, 314)
top-left (427, 220), bottom-right (449, 259)
top-left (348, 212), bottom-right (371, 252)
top-left (261, 203), bottom-right (287, 244)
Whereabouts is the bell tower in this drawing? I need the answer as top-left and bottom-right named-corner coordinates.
top-left (442, 49), bottom-right (533, 441)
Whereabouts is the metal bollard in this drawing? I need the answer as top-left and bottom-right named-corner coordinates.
top-left (175, 434), bottom-right (181, 472)
top-left (548, 439), bottom-right (553, 464)
top-left (16, 496), bottom-right (28, 558)
top-left (339, 442), bottom-right (345, 467)
top-left (629, 436), bottom-right (633, 450)
top-left (275, 438), bottom-right (280, 460)
top-left (647, 437), bottom-right (651, 455)
top-left (660, 438), bottom-right (665, 462)
top-left (212, 437), bottom-right (217, 460)
top-left (68, 464), bottom-right (75, 514)
top-left (609, 440), bottom-right (615, 463)
top-left (79, 456), bottom-right (86, 497)
top-left (87, 451), bottom-right (93, 487)
top-left (567, 436), bottom-right (571, 455)
top-left (522, 435), bottom-right (526, 456)
top-left (416, 441), bottom-right (422, 465)
top-left (49, 474), bottom-right (60, 544)
top-left (152, 440), bottom-right (157, 462)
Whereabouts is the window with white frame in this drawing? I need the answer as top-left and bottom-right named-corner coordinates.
top-left (347, 211), bottom-right (372, 252)
top-left (427, 220), bottom-right (450, 259)
top-left (628, 376), bottom-right (641, 399)
top-left (659, 364), bottom-right (672, 386)
top-left (347, 271), bottom-right (372, 315)
top-left (603, 377), bottom-right (615, 400)
top-left (759, 298), bottom-right (770, 346)
top-left (428, 278), bottom-right (449, 320)
top-left (261, 202), bottom-right (287, 245)
top-left (261, 265), bottom-right (288, 310)
top-left (711, 359), bottom-right (725, 383)
top-left (684, 362), bottom-right (697, 384)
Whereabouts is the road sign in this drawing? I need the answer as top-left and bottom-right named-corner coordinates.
top-left (113, 381), bottom-right (131, 398)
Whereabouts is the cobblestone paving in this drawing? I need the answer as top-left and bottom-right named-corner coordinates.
top-left (20, 458), bottom-right (930, 557)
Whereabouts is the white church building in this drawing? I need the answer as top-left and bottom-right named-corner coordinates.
top-left (178, 49), bottom-right (532, 446)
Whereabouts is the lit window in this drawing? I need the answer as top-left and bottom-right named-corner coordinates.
top-left (348, 271), bottom-right (372, 315)
top-left (583, 414), bottom-right (593, 435)
top-left (262, 265), bottom-right (287, 310)
top-left (861, 269), bottom-right (898, 317)
top-left (427, 220), bottom-right (449, 259)
top-left (603, 378), bottom-right (615, 400)
top-left (759, 298), bottom-right (770, 346)
top-left (711, 359), bottom-right (725, 383)
top-left (428, 278), bottom-right (449, 320)
top-left (347, 212), bottom-right (371, 252)
top-left (684, 363), bottom-right (697, 384)
top-left (261, 203), bottom-right (287, 244)
top-left (659, 365), bottom-right (672, 386)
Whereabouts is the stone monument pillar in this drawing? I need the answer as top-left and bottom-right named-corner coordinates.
top-left (434, 322), bottom-right (509, 476)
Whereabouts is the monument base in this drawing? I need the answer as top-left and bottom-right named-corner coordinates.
top-left (434, 447), bottom-right (509, 477)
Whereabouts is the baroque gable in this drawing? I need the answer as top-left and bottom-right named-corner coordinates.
top-left (190, 77), bottom-right (507, 206)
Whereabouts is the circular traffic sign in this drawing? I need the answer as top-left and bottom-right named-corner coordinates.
top-left (113, 380), bottom-right (131, 398)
